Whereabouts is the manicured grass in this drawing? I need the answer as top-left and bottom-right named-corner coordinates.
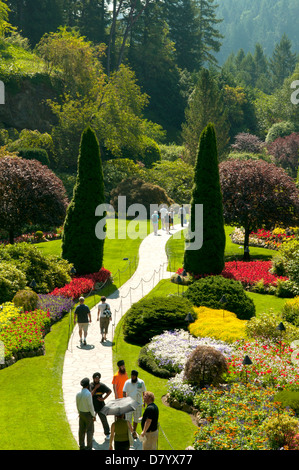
top-left (112, 317), bottom-right (197, 451)
top-left (0, 219), bottom-right (149, 450)
top-left (0, 314), bottom-right (78, 450)
top-left (166, 225), bottom-right (278, 272)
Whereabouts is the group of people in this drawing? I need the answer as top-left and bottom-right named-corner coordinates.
top-left (151, 204), bottom-right (187, 236)
top-left (76, 360), bottom-right (159, 451)
top-left (74, 295), bottom-right (112, 346)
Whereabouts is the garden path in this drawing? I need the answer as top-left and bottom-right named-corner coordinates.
top-left (62, 223), bottom-right (184, 450)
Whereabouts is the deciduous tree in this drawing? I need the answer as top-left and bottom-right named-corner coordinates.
top-left (219, 159), bottom-right (299, 258)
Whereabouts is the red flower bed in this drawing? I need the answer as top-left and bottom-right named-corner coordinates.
top-left (50, 268), bottom-right (112, 299)
top-left (221, 260), bottom-right (288, 287)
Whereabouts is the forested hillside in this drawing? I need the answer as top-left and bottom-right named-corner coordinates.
top-left (216, 0), bottom-right (299, 63)
top-left (0, 0), bottom-right (299, 190)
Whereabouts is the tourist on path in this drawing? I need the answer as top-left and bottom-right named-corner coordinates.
top-left (74, 296), bottom-right (91, 345)
top-left (123, 370), bottom-right (146, 439)
top-left (141, 391), bottom-right (159, 450)
top-left (97, 296), bottom-right (112, 342)
top-left (90, 372), bottom-right (112, 438)
top-left (151, 211), bottom-right (159, 235)
top-left (76, 377), bottom-right (96, 450)
top-left (112, 360), bottom-right (129, 399)
top-left (109, 414), bottom-right (134, 451)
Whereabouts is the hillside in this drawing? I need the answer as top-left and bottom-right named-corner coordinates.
top-left (216, 0), bottom-right (299, 64)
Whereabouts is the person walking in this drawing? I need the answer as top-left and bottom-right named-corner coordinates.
top-left (112, 360), bottom-right (128, 399)
top-left (151, 210), bottom-right (159, 235)
top-left (140, 391), bottom-right (159, 450)
top-left (76, 377), bottom-right (96, 450)
top-left (178, 204), bottom-right (186, 227)
top-left (90, 372), bottom-right (112, 438)
top-left (97, 296), bottom-right (112, 342)
top-left (109, 414), bottom-right (134, 451)
top-left (159, 205), bottom-right (168, 230)
top-left (123, 370), bottom-right (146, 439)
top-left (74, 296), bottom-right (91, 345)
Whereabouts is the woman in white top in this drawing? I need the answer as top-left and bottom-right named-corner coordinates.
top-left (97, 296), bottom-right (111, 342)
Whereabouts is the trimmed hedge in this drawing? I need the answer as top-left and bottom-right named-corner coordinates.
top-left (184, 275), bottom-right (256, 320)
top-left (122, 296), bottom-right (195, 345)
top-left (138, 346), bottom-right (174, 379)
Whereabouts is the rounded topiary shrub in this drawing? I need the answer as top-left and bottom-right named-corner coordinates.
top-left (13, 288), bottom-right (39, 312)
top-left (183, 345), bottom-right (228, 388)
top-left (184, 275), bottom-right (256, 320)
top-left (122, 296), bottom-right (195, 345)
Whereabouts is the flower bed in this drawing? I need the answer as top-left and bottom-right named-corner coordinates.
top-left (0, 307), bottom-right (51, 366)
top-left (146, 329), bottom-right (233, 375)
top-left (49, 268), bottom-right (112, 300)
top-left (192, 383), bottom-right (292, 450)
top-left (221, 260), bottom-right (288, 288)
top-left (230, 227), bottom-right (296, 250)
top-left (228, 340), bottom-right (299, 389)
top-left (37, 294), bottom-right (75, 322)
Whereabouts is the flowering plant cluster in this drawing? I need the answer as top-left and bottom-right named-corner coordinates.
top-left (228, 340), bottom-right (299, 389)
top-left (221, 260), bottom-right (288, 288)
top-left (0, 229), bottom-right (62, 246)
top-left (193, 383), bottom-right (292, 450)
top-left (189, 307), bottom-right (247, 344)
top-left (50, 268), bottom-right (112, 299)
top-left (0, 307), bottom-right (51, 359)
top-left (37, 295), bottom-right (75, 322)
top-left (0, 302), bottom-right (22, 330)
top-left (230, 227), bottom-right (296, 250)
top-left (146, 329), bottom-right (233, 375)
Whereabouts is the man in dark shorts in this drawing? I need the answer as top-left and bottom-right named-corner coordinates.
top-left (140, 391), bottom-right (159, 450)
top-left (90, 372), bottom-right (112, 438)
top-left (74, 296), bottom-right (91, 345)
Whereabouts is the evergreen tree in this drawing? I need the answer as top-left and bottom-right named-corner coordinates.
top-left (197, 0), bottom-right (223, 68)
top-left (183, 122), bottom-right (225, 276)
top-left (182, 68), bottom-right (230, 164)
top-left (163, 0), bottom-right (201, 72)
top-left (62, 126), bottom-right (106, 274)
top-left (270, 33), bottom-right (297, 88)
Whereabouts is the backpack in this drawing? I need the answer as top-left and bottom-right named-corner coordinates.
top-left (103, 303), bottom-right (111, 318)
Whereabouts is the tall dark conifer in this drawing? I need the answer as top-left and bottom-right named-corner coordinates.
top-left (183, 122), bottom-right (225, 276)
top-left (62, 126), bottom-right (106, 274)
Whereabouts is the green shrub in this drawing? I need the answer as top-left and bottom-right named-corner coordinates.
top-left (184, 276), bottom-right (256, 320)
top-left (265, 121), bottom-right (296, 143)
top-left (281, 297), bottom-right (299, 326)
top-left (18, 148), bottom-right (50, 167)
top-left (0, 262), bottom-right (27, 303)
top-left (13, 288), bottom-right (39, 312)
top-left (263, 413), bottom-right (299, 449)
top-left (183, 345), bottom-right (228, 388)
top-left (0, 242), bottom-right (72, 294)
top-left (138, 346), bottom-right (174, 379)
top-left (122, 296), bottom-right (195, 345)
top-left (274, 391), bottom-right (299, 417)
top-left (245, 311), bottom-right (299, 343)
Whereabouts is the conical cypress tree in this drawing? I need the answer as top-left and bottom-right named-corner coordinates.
top-left (62, 126), bottom-right (106, 274)
top-left (183, 122), bottom-right (225, 275)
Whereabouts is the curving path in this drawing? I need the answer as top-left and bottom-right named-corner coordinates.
top-left (62, 224), bottom-right (184, 450)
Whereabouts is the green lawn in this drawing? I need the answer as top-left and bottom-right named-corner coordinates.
top-left (112, 317), bottom-right (197, 450)
top-left (166, 226), bottom-right (278, 272)
top-left (0, 221), bottom-right (289, 450)
top-left (0, 219), bottom-right (149, 450)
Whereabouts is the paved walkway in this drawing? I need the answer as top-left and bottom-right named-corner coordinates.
top-left (62, 224), bottom-right (184, 450)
